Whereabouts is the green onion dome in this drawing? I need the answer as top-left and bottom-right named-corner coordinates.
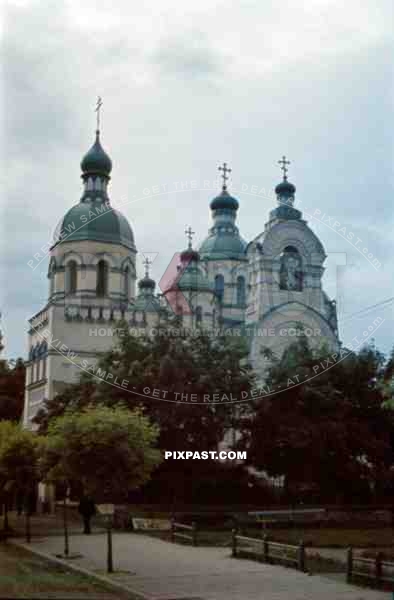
top-left (210, 189), bottom-right (239, 211)
top-left (81, 130), bottom-right (112, 177)
top-left (54, 203), bottom-right (135, 250)
top-left (53, 131), bottom-right (135, 250)
top-left (275, 179), bottom-right (296, 197)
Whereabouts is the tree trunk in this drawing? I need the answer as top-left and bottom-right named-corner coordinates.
top-left (3, 497), bottom-right (9, 531)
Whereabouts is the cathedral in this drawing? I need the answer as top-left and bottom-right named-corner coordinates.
top-left (23, 125), bottom-right (339, 429)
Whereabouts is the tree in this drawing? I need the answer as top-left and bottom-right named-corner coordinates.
top-left (241, 337), bottom-right (394, 503)
top-left (35, 326), bottom-right (255, 504)
top-left (0, 358), bottom-right (26, 422)
top-left (42, 405), bottom-right (161, 501)
top-left (381, 345), bottom-right (394, 409)
top-left (0, 421), bottom-right (42, 531)
top-left (41, 404), bottom-right (161, 570)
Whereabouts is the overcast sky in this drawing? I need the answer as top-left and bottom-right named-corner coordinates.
top-left (1, 0), bottom-right (393, 359)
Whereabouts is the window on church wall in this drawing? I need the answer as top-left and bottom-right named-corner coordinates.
top-left (279, 246), bottom-right (303, 291)
top-left (215, 274), bottom-right (224, 302)
top-left (124, 266), bottom-right (130, 300)
top-left (96, 260), bottom-right (108, 297)
top-left (65, 261), bottom-right (77, 295)
top-left (236, 276), bottom-right (246, 306)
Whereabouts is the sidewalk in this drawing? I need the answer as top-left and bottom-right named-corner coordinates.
top-left (13, 530), bottom-right (389, 600)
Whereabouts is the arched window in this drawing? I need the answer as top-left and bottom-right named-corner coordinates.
top-left (195, 306), bottom-right (202, 325)
top-left (66, 260), bottom-right (77, 295)
top-left (236, 276), bottom-right (246, 306)
top-left (124, 266), bottom-right (129, 300)
top-left (96, 260), bottom-right (108, 297)
top-left (215, 274), bottom-right (224, 301)
top-left (280, 246), bottom-right (303, 291)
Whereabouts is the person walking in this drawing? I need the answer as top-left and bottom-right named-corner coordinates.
top-left (78, 495), bottom-right (96, 534)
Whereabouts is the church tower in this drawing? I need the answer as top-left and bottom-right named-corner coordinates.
top-left (199, 164), bottom-right (248, 329)
top-left (246, 157), bottom-right (339, 374)
top-left (162, 228), bottom-right (217, 329)
top-left (23, 119), bottom-right (137, 429)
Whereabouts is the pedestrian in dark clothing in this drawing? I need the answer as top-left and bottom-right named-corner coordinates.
top-left (78, 495), bottom-right (96, 534)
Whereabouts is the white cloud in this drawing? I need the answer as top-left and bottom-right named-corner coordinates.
top-left (1, 0), bottom-right (393, 358)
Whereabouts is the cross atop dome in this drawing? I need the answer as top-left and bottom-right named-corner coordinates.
top-left (218, 162), bottom-right (232, 191)
top-left (95, 96), bottom-right (103, 133)
top-left (185, 225), bottom-right (195, 249)
top-left (278, 155), bottom-right (290, 180)
top-left (143, 256), bottom-right (152, 278)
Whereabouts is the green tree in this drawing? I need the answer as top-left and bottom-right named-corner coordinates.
top-left (0, 421), bottom-right (42, 530)
top-left (35, 326), bottom-right (255, 504)
top-left (241, 338), bottom-right (394, 503)
top-left (42, 405), bottom-right (161, 501)
top-left (381, 345), bottom-right (394, 409)
top-left (0, 358), bottom-right (26, 422)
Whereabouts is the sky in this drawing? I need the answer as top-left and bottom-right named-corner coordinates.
top-left (1, 0), bottom-right (393, 359)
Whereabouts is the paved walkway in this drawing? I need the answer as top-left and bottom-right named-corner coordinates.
top-left (14, 531), bottom-right (390, 600)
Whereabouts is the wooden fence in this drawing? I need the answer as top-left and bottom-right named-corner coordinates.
top-left (170, 519), bottom-right (197, 546)
top-left (232, 530), bottom-right (305, 572)
top-left (347, 547), bottom-right (394, 590)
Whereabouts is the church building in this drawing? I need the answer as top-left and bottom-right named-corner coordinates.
top-left (23, 125), bottom-right (339, 430)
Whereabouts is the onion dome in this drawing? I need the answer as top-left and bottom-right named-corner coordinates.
top-left (199, 232), bottom-right (246, 260)
top-left (133, 260), bottom-right (161, 313)
top-left (81, 130), bottom-right (112, 177)
top-left (210, 189), bottom-right (239, 211)
top-left (138, 275), bottom-right (155, 291)
top-left (200, 163), bottom-right (247, 261)
top-left (180, 246), bottom-right (200, 263)
top-left (54, 200), bottom-right (135, 250)
top-left (164, 229), bottom-right (213, 293)
top-left (270, 155), bottom-right (302, 221)
top-left (275, 179), bottom-right (296, 197)
top-left (52, 129), bottom-right (135, 251)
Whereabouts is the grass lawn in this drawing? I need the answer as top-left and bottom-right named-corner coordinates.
top-left (0, 542), bottom-right (132, 599)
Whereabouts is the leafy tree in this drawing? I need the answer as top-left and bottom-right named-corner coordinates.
top-left (0, 421), bottom-right (42, 528)
top-left (381, 345), bottom-right (394, 409)
top-left (241, 338), bottom-right (394, 503)
top-left (37, 326), bottom-right (254, 443)
top-left (42, 405), bottom-right (161, 502)
top-left (35, 326), bottom-right (255, 504)
top-left (0, 358), bottom-right (26, 422)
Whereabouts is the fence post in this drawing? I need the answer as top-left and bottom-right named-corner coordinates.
top-left (298, 539), bottom-right (305, 572)
top-left (346, 547), bottom-right (353, 583)
top-left (375, 552), bottom-right (383, 587)
top-left (192, 522), bottom-right (197, 547)
top-left (262, 534), bottom-right (269, 564)
top-left (232, 528), bottom-right (237, 557)
top-left (170, 518), bottom-right (175, 543)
